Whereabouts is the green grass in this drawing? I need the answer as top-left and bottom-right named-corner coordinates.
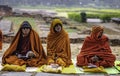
top-left (65, 29), bottom-right (77, 33)
top-left (3, 17), bottom-right (36, 32)
top-left (14, 5), bottom-right (120, 13)
top-left (55, 7), bottom-right (120, 14)
top-left (55, 7), bottom-right (120, 22)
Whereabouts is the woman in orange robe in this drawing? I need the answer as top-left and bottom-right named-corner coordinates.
top-left (2, 21), bottom-right (46, 67)
top-left (47, 19), bottom-right (72, 67)
top-left (77, 25), bottom-right (116, 67)
top-left (0, 30), bottom-right (2, 50)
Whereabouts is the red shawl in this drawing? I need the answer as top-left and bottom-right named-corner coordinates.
top-left (77, 26), bottom-right (116, 67)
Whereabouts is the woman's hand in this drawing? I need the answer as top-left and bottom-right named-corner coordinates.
top-left (91, 55), bottom-right (99, 62)
top-left (26, 51), bottom-right (35, 58)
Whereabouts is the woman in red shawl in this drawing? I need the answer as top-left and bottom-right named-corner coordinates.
top-left (47, 19), bottom-right (72, 67)
top-left (77, 25), bottom-right (116, 67)
top-left (2, 21), bottom-right (46, 67)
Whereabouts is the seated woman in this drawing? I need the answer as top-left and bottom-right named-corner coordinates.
top-left (77, 25), bottom-right (116, 67)
top-left (47, 19), bottom-right (72, 67)
top-left (0, 30), bottom-right (2, 50)
top-left (2, 21), bottom-right (46, 67)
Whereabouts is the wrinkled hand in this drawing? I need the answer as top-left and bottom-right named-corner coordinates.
top-left (56, 58), bottom-right (66, 67)
top-left (26, 51), bottom-right (35, 58)
top-left (91, 55), bottom-right (99, 62)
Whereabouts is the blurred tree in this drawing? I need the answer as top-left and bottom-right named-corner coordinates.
top-left (80, 12), bottom-right (87, 23)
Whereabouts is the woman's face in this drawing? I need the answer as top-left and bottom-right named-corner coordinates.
top-left (54, 24), bottom-right (62, 33)
top-left (21, 27), bottom-right (30, 36)
top-left (98, 31), bottom-right (103, 38)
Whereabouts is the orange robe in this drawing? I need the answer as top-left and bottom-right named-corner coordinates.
top-left (77, 26), bottom-right (116, 67)
top-left (47, 19), bottom-right (72, 67)
top-left (0, 30), bottom-right (2, 50)
top-left (2, 25), bottom-right (46, 67)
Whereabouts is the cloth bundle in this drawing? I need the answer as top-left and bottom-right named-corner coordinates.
top-left (82, 66), bottom-right (107, 73)
top-left (1, 64), bottom-right (26, 72)
top-left (41, 64), bottom-right (62, 73)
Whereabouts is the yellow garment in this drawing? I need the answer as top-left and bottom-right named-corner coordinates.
top-left (47, 19), bottom-right (72, 67)
top-left (83, 66), bottom-right (106, 73)
top-left (1, 64), bottom-right (26, 72)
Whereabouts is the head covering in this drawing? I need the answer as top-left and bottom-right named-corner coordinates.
top-left (50, 19), bottom-right (63, 34)
top-left (20, 21), bottom-right (32, 29)
top-left (90, 25), bottom-right (104, 40)
top-left (91, 25), bottom-right (104, 34)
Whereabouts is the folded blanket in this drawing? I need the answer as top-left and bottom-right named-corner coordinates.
top-left (1, 64), bottom-right (26, 72)
top-left (41, 65), bottom-right (62, 73)
top-left (114, 61), bottom-right (120, 71)
top-left (37, 64), bottom-right (76, 74)
top-left (62, 65), bottom-right (76, 74)
top-left (82, 66), bottom-right (107, 73)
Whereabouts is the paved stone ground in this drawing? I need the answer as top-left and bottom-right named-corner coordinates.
top-left (97, 23), bottom-right (120, 33)
top-left (0, 20), bottom-right (14, 35)
top-left (0, 72), bottom-right (119, 76)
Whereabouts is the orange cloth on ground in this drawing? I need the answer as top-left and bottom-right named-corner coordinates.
top-left (77, 26), bottom-right (116, 67)
top-left (0, 30), bottom-right (2, 50)
top-left (2, 23), bottom-right (46, 67)
top-left (47, 19), bottom-right (72, 67)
